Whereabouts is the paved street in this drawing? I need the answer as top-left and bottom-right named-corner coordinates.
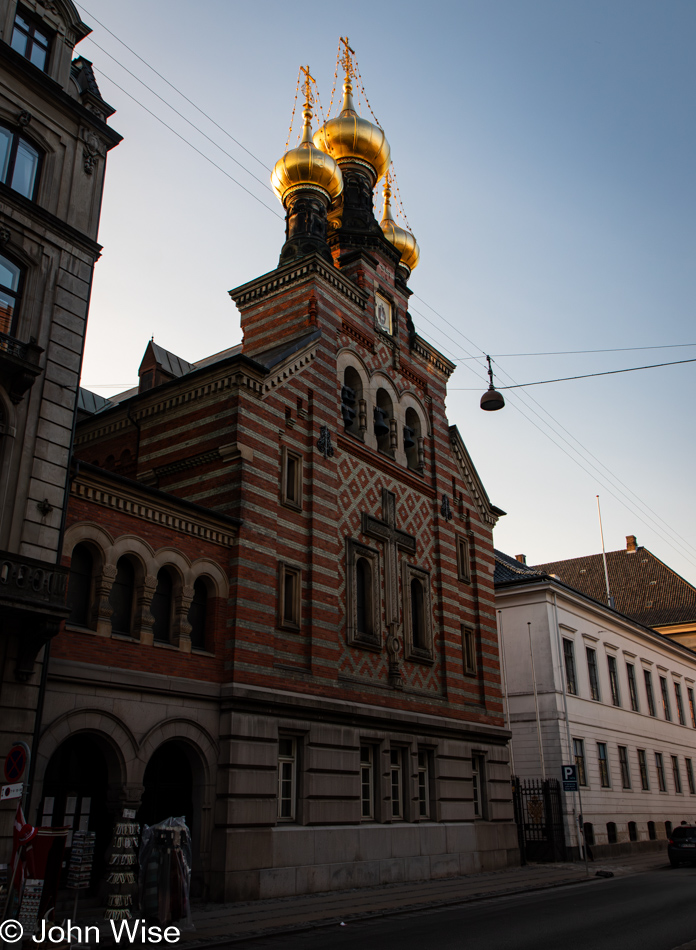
top-left (225, 866), bottom-right (696, 950)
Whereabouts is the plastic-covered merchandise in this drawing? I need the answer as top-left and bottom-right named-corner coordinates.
top-left (138, 817), bottom-right (192, 928)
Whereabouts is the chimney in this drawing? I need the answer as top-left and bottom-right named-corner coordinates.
top-left (515, 554), bottom-right (527, 564)
top-left (626, 535), bottom-right (637, 553)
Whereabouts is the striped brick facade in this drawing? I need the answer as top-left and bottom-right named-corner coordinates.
top-left (40, 232), bottom-right (517, 898)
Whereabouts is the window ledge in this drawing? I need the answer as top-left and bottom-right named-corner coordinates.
top-left (191, 648), bottom-right (215, 657)
top-left (153, 640), bottom-right (183, 652)
top-left (64, 622), bottom-right (107, 637)
top-left (111, 632), bottom-right (138, 643)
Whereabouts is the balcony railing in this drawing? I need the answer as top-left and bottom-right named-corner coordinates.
top-left (0, 331), bottom-right (43, 403)
top-left (0, 549), bottom-right (69, 611)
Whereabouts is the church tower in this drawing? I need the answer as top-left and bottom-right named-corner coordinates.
top-left (49, 42), bottom-right (515, 901)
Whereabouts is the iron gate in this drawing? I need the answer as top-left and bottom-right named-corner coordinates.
top-left (512, 777), bottom-right (567, 863)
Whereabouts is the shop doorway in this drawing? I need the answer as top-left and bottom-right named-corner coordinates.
top-left (139, 740), bottom-right (208, 895)
top-left (138, 741), bottom-right (194, 831)
top-left (39, 733), bottom-right (116, 886)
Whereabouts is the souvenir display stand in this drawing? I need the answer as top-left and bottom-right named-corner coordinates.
top-left (103, 810), bottom-right (139, 921)
top-left (67, 830), bottom-right (96, 920)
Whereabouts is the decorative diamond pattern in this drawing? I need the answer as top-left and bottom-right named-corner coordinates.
top-left (336, 453), bottom-right (439, 692)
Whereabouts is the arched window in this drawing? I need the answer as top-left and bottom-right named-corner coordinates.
top-left (0, 251), bottom-right (23, 336)
top-left (151, 568), bottom-right (173, 642)
top-left (374, 388), bottom-right (393, 455)
top-left (606, 821), bottom-right (617, 844)
top-left (67, 543), bottom-right (93, 627)
top-left (647, 820), bottom-right (656, 841)
top-left (583, 822), bottom-right (594, 847)
top-left (188, 577), bottom-right (209, 651)
top-left (411, 578), bottom-right (426, 650)
top-left (404, 407), bottom-right (422, 472)
top-left (109, 557), bottom-right (135, 635)
top-left (0, 124), bottom-right (40, 199)
top-left (342, 366), bottom-right (363, 438)
top-left (355, 558), bottom-right (372, 637)
top-left (628, 821), bottom-right (637, 842)
top-left (665, 820), bottom-right (673, 838)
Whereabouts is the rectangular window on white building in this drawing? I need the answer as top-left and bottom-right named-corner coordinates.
top-left (573, 738), bottom-right (587, 786)
top-left (618, 746), bottom-right (631, 789)
top-left (597, 743), bottom-right (610, 787)
top-left (644, 670), bottom-right (657, 717)
top-left (686, 758), bottom-right (695, 795)
top-left (655, 752), bottom-right (666, 792)
top-left (672, 755), bottom-right (682, 793)
top-left (660, 676), bottom-right (672, 721)
top-left (563, 639), bottom-right (577, 695)
top-left (674, 682), bottom-right (686, 725)
top-left (687, 687), bottom-right (696, 728)
top-left (638, 749), bottom-right (649, 790)
top-left (586, 648), bottom-right (600, 701)
top-left (607, 655), bottom-right (621, 706)
top-left (626, 663), bottom-right (640, 712)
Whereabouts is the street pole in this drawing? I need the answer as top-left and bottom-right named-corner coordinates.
top-left (497, 610), bottom-right (515, 775)
top-left (552, 591), bottom-right (590, 877)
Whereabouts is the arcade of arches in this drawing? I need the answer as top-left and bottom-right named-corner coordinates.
top-left (38, 732), bottom-right (207, 894)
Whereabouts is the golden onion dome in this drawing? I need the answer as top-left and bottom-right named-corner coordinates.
top-left (271, 81), bottom-right (343, 206)
top-left (380, 179), bottom-right (419, 272)
top-left (313, 74), bottom-right (390, 182)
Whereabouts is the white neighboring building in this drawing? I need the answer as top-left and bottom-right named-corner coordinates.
top-left (495, 550), bottom-right (696, 859)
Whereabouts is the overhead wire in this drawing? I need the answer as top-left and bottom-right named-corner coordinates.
top-left (89, 67), bottom-right (283, 219)
top-left (411, 298), bottom-right (696, 567)
top-left (76, 11), bottom-right (696, 569)
top-left (455, 342), bottom-right (696, 359)
top-left (448, 357), bottom-right (696, 390)
top-left (75, 2), bottom-right (271, 172)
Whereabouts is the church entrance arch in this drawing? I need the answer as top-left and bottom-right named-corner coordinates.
top-left (138, 740), bottom-right (205, 892)
top-left (40, 733), bottom-right (120, 886)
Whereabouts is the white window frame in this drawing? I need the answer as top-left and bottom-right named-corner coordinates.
top-left (417, 750), bottom-right (431, 819)
top-left (278, 737), bottom-right (298, 820)
top-left (360, 745), bottom-right (375, 820)
top-left (390, 748), bottom-right (404, 820)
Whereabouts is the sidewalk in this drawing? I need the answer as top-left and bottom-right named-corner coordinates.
top-left (164, 851), bottom-right (667, 946)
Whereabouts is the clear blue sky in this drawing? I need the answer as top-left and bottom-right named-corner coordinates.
top-left (75, 0), bottom-right (696, 583)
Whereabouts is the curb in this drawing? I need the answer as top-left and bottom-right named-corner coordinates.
top-left (173, 872), bottom-right (599, 948)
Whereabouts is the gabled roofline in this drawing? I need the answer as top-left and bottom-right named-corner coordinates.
top-left (449, 426), bottom-right (504, 527)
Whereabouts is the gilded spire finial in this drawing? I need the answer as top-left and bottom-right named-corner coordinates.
top-left (299, 65), bottom-right (315, 145)
top-left (338, 36), bottom-right (357, 115)
top-left (381, 175), bottom-right (394, 223)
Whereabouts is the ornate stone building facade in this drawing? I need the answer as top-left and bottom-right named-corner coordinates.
top-left (0, 0), bottom-right (120, 853)
top-left (36, 55), bottom-right (517, 899)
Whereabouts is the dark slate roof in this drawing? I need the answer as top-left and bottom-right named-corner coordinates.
top-left (533, 546), bottom-right (696, 628)
top-left (494, 549), bottom-right (549, 585)
top-left (149, 341), bottom-right (195, 378)
top-left (77, 388), bottom-right (113, 416)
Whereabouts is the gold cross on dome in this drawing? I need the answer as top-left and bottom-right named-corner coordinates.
top-left (299, 64), bottom-right (315, 106)
top-left (339, 36), bottom-right (355, 78)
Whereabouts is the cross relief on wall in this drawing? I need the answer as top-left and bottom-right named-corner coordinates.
top-left (361, 488), bottom-right (417, 687)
